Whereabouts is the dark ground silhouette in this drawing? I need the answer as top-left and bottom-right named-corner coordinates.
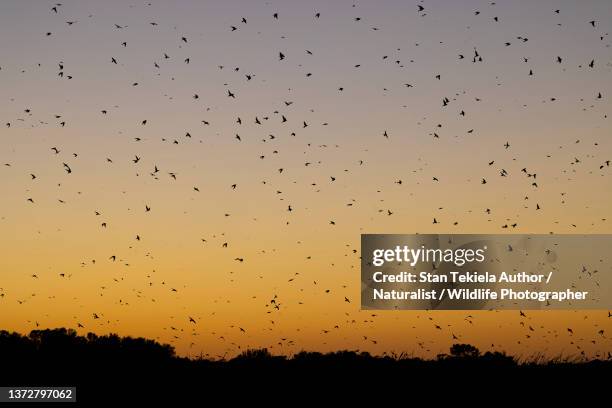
top-left (0, 328), bottom-right (609, 403)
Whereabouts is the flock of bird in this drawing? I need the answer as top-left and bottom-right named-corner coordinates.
top-left (1, 1), bottom-right (611, 360)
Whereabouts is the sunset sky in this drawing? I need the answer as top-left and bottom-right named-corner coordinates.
top-left (1, 0), bottom-right (611, 359)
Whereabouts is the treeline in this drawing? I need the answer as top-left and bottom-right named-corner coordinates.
top-left (0, 328), bottom-right (609, 402)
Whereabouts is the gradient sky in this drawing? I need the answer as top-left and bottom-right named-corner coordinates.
top-left (1, 0), bottom-right (611, 359)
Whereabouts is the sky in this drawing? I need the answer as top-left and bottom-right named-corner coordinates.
top-left (1, 0), bottom-right (611, 359)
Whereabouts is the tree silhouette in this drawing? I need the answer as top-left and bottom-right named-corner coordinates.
top-left (449, 343), bottom-right (481, 359)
